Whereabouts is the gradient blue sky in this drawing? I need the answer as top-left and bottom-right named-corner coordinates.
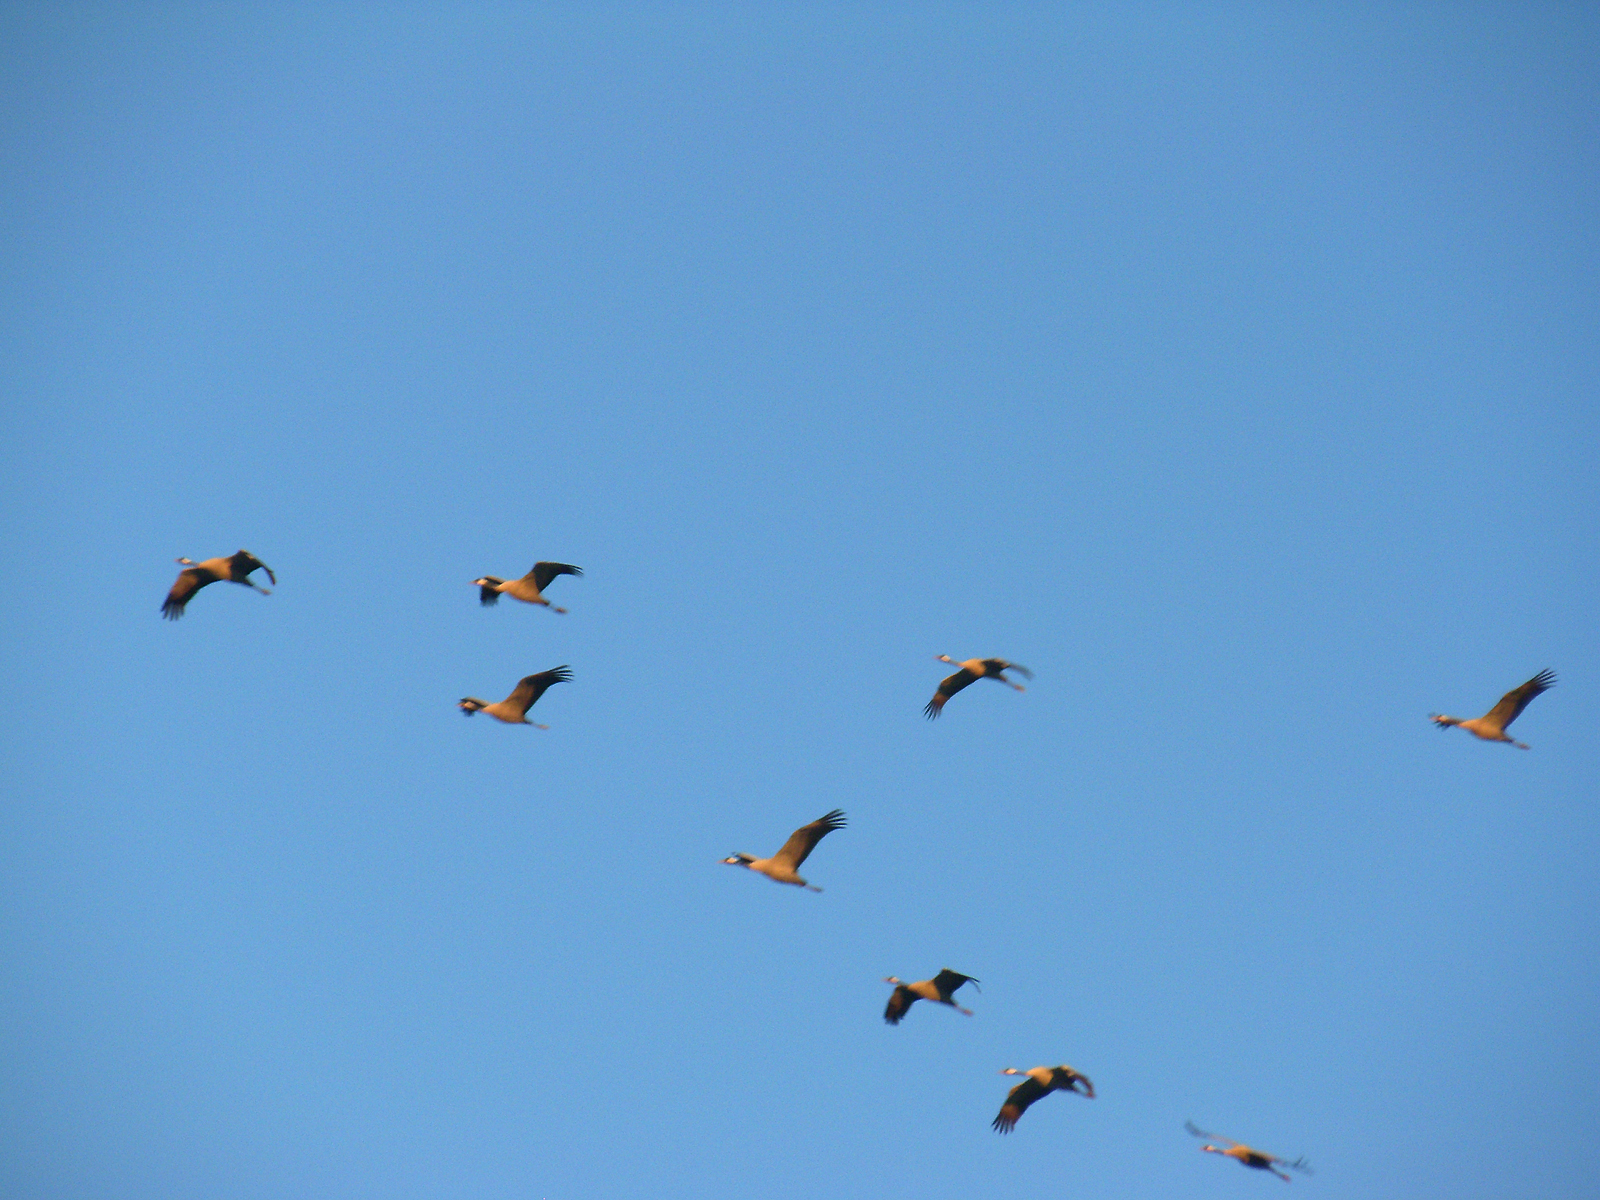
top-left (3, 4), bottom-right (1597, 1198)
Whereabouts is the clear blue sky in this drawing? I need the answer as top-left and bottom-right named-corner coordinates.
top-left (3, 4), bottom-right (1596, 1197)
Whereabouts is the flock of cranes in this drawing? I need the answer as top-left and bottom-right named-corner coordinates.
top-left (161, 548), bottom-right (1560, 1180)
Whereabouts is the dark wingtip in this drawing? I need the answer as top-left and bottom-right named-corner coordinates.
top-left (923, 699), bottom-right (942, 719)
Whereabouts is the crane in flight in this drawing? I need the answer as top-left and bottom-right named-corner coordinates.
top-left (991, 1065), bottom-right (1094, 1133)
top-left (721, 810), bottom-right (846, 892)
top-left (882, 969), bottom-right (979, 1024)
top-left (161, 550), bottom-right (275, 620)
top-left (924, 656), bottom-right (1032, 719)
top-left (1431, 669), bottom-right (1555, 749)
top-left (1186, 1121), bottom-right (1311, 1182)
top-left (458, 667), bottom-right (572, 728)
top-left (472, 561), bottom-right (582, 612)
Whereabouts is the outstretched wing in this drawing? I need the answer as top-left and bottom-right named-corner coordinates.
top-left (1185, 1121), bottom-right (1238, 1148)
top-left (991, 660), bottom-right (1033, 680)
top-left (529, 562), bottom-right (582, 591)
top-left (932, 969), bottom-right (978, 999)
top-left (1483, 669), bottom-right (1555, 732)
top-left (992, 1077), bottom-right (1047, 1134)
top-left (1280, 1156), bottom-right (1313, 1176)
top-left (231, 550), bottom-right (274, 585)
top-left (884, 986), bottom-right (915, 1025)
top-left (924, 669), bottom-right (977, 719)
top-left (772, 808), bottom-right (846, 869)
top-left (505, 665), bottom-right (572, 713)
top-left (1056, 1067), bottom-right (1094, 1098)
top-left (161, 566), bottom-right (212, 619)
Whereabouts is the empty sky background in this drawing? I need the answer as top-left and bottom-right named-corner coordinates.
top-left (3, 4), bottom-right (1597, 1197)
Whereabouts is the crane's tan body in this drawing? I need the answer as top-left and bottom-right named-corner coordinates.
top-left (742, 857), bottom-right (809, 887)
top-left (466, 699), bottom-right (536, 724)
top-left (1449, 717), bottom-right (1518, 743)
top-left (1203, 1143), bottom-right (1290, 1182)
top-left (485, 577), bottom-right (556, 605)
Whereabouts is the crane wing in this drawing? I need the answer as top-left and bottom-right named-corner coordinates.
top-left (230, 550), bottom-right (274, 585)
top-left (161, 566), bottom-right (212, 619)
top-left (931, 969), bottom-right (978, 999)
top-left (529, 562), bottom-right (582, 591)
top-left (993, 660), bottom-right (1033, 679)
top-left (883, 986), bottom-right (915, 1025)
top-left (771, 809), bottom-right (845, 869)
top-left (1185, 1121), bottom-right (1238, 1148)
top-left (992, 1076), bottom-right (1047, 1134)
top-left (505, 666), bottom-right (572, 714)
top-left (1056, 1067), bottom-right (1093, 1098)
top-left (1482, 669), bottom-right (1555, 732)
top-left (924, 669), bottom-right (977, 718)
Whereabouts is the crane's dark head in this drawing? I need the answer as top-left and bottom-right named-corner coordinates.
top-left (458, 698), bottom-right (486, 716)
top-left (1430, 713), bottom-right (1457, 728)
top-left (721, 854), bottom-right (753, 867)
